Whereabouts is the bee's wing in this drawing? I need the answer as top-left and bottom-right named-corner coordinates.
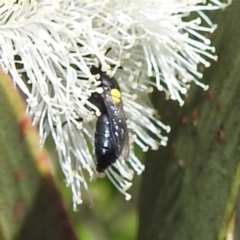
top-left (102, 91), bottom-right (130, 160)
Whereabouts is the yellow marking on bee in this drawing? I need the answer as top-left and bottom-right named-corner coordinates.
top-left (111, 88), bottom-right (121, 104)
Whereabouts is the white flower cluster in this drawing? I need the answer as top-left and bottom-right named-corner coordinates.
top-left (0, 0), bottom-right (230, 209)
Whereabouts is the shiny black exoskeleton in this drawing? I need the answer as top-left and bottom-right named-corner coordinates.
top-left (90, 67), bottom-right (129, 172)
top-left (95, 114), bottom-right (117, 172)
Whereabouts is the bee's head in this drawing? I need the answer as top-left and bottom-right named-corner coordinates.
top-left (90, 65), bottom-right (102, 75)
top-left (90, 65), bottom-right (120, 90)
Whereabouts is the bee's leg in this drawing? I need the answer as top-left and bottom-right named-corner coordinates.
top-left (57, 94), bottom-right (101, 129)
top-left (87, 92), bottom-right (106, 113)
top-left (52, 117), bottom-right (83, 129)
top-left (61, 117), bottom-right (83, 128)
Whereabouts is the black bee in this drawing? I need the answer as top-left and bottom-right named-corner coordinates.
top-left (90, 67), bottom-right (129, 172)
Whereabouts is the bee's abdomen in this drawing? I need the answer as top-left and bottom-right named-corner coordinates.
top-left (95, 114), bottom-right (117, 172)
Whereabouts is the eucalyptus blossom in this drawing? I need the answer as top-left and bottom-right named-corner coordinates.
top-left (0, 0), bottom-right (231, 209)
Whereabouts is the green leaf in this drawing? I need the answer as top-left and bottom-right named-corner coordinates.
top-left (137, 2), bottom-right (240, 240)
top-left (0, 70), bottom-right (79, 240)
